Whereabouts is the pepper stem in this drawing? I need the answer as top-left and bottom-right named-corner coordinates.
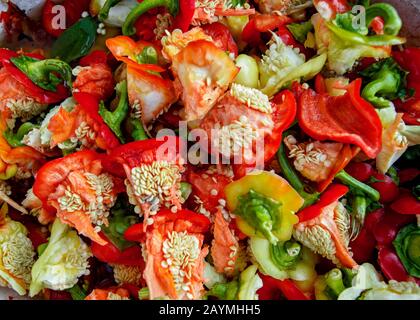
top-left (365, 3), bottom-right (402, 36)
top-left (277, 142), bottom-right (319, 208)
top-left (350, 195), bottom-right (367, 240)
top-left (99, 0), bottom-right (122, 21)
top-left (130, 117), bottom-right (148, 141)
top-left (138, 287), bottom-right (150, 300)
top-left (99, 81), bottom-right (130, 143)
top-left (325, 268), bottom-right (346, 298)
top-left (335, 170), bottom-right (380, 201)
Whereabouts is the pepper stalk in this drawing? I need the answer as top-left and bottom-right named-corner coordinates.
top-left (3, 122), bottom-right (39, 148)
top-left (129, 117), bottom-right (148, 141)
top-left (277, 141), bottom-right (320, 208)
top-left (10, 56), bottom-right (73, 91)
top-left (359, 58), bottom-right (408, 109)
top-left (335, 170), bottom-right (380, 201)
top-left (315, 268), bottom-right (346, 300)
top-left (364, 3), bottom-right (402, 36)
top-left (99, 81), bottom-right (130, 143)
top-left (335, 170), bottom-right (380, 239)
top-left (122, 0), bottom-right (179, 36)
top-left (98, 0), bottom-right (122, 21)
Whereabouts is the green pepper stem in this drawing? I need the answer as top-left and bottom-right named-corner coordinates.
top-left (277, 142), bottom-right (304, 191)
top-left (11, 56), bottom-right (73, 91)
top-left (138, 287), bottom-right (150, 300)
top-left (130, 117), bottom-right (148, 141)
top-left (351, 195), bottom-right (367, 240)
top-left (277, 142), bottom-right (319, 208)
top-left (99, 81), bottom-right (130, 143)
top-left (3, 122), bottom-right (38, 148)
top-left (284, 240), bottom-right (301, 257)
top-left (327, 21), bottom-right (405, 47)
top-left (335, 170), bottom-right (380, 201)
top-left (122, 0), bottom-right (179, 36)
top-left (325, 268), bottom-right (346, 297)
top-left (136, 46), bottom-right (159, 65)
top-left (99, 0), bottom-right (122, 21)
top-left (67, 284), bottom-right (87, 300)
top-left (31, 59), bottom-right (73, 89)
top-left (180, 182), bottom-right (192, 202)
top-left (365, 3), bottom-right (402, 36)
top-left (0, 165), bottom-right (17, 180)
top-left (361, 72), bottom-right (398, 109)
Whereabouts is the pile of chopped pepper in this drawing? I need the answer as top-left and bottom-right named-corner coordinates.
top-left (0, 0), bottom-right (418, 301)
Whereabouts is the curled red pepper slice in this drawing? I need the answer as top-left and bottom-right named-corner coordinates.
top-left (91, 233), bottom-right (145, 266)
top-left (298, 79), bottom-right (382, 159)
top-left (297, 184), bottom-right (349, 223)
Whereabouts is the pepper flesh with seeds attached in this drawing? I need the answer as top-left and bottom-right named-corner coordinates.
top-left (122, 0), bottom-right (180, 36)
top-left (294, 184), bottom-right (357, 268)
top-left (127, 209), bottom-right (210, 300)
top-left (33, 150), bottom-right (123, 245)
top-left (105, 137), bottom-right (186, 231)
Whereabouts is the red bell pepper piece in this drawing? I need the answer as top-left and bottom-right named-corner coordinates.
top-left (73, 92), bottom-right (121, 150)
top-left (241, 14), bottom-right (293, 47)
top-left (172, 0), bottom-right (195, 32)
top-left (394, 48), bottom-right (420, 82)
top-left (314, 74), bottom-right (327, 94)
top-left (79, 50), bottom-right (109, 67)
top-left (258, 274), bottom-right (310, 300)
top-left (105, 136), bottom-right (185, 176)
top-left (201, 22), bottom-right (238, 57)
top-left (298, 78), bottom-right (382, 159)
top-left (125, 209), bottom-right (211, 243)
top-left (124, 223), bottom-right (146, 242)
top-left (317, 144), bottom-right (360, 192)
top-left (254, 14), bottom-right (293, 32)
top-left (106, 137), bottom-right (185, 232)
top-left (141, 209), bottom-right (210, 300)
top-left (297, 184), bottom-right (349, 222)
top-left (187, 169), bottom-right (233, 213)
top-left (105, 35), bottom-right (165, 73)
top-left (295, 184), bottom-right (358, 268)
top-left (134, 11), bottom-right (158, 41)
top-left (241, 18), bottom-right (260, 47)
top-left (390, 194), bottom-right (420, 215)
top-left (91, 233), bottom-right (145, 266)
top-left (33, 150), bottom-right (124, 245)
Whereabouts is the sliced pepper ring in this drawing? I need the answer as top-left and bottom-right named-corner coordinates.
top-left (225, 170), bottom-right (303, 242)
